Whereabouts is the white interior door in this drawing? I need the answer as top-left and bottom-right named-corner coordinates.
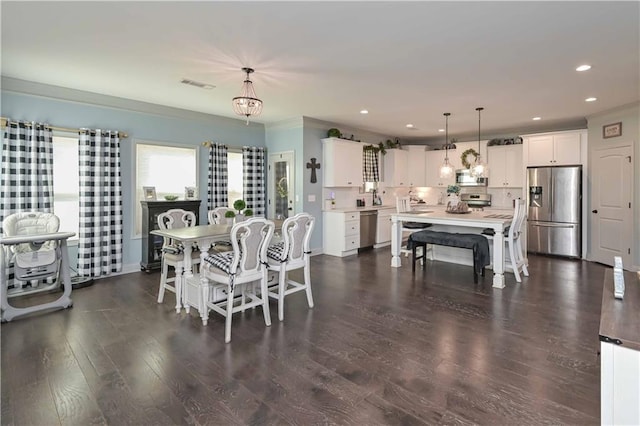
top-left (590, 145), bottom-right (633, 267)
top-left (268, 151), bottom-right (295, 219)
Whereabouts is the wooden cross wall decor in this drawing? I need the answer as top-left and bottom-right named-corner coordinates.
top-left (306, 158), bottom-right (320, 183)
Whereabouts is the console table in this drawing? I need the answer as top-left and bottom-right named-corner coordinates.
top-left (599, 268), bottom-right (640, 425)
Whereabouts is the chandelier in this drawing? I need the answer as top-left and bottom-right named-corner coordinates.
top-left (232, 67), bottom-right (263, 125)
top-left (471, 107), bottom-right (488, 178)
top-left (439, 113), bottom-right (454, 178)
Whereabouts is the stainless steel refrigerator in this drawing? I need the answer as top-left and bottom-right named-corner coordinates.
top-left (527, 166), bottom-right (581, 258)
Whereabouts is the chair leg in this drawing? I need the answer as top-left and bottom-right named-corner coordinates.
top-left (261, 271), bottom-right (272, 327)
top-left (224, 284), bottom-right (235, 343)
top-left (516, 238), bottom-right (529, 276)
top-left (304, 262), bottom-right (314, 309)
top-left (508, 241), bottom-right (521, 283)
top-left (157, 259), bottom-right (168, 303)
top-left (200, 276), bottom-right (210, 326)
top-left (278, 267), bottom-right (286, 322)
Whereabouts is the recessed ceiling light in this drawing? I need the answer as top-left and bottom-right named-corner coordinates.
top-left (438, 129), bottom-right (445, 132)
top-left (360, 110), bottom-right (369, 114)
top-left (532, 117), bottom-right (542, 121)
top-left (585, 97), bottom-right (597, 102)
top-left (576, 65), bottom-right (592, 72)
top-left (406, 124), bottom-right (414, 128)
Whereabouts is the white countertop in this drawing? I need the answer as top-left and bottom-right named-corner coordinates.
top-left (324, 204), bottom-right (514, 214)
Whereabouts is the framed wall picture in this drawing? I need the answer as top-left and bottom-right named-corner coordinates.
top-left (143, 186), bottom-right (157, 200)
top-left (603, 122), bottom-right (622, 139)
top-left (185, 186), bottom-right (197, 200)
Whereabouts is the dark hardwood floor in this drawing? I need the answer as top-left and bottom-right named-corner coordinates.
top-left (1, 250), bottom-right (604, 425)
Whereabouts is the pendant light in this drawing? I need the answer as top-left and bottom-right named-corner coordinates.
top-left (232, 67), bottom-right (263, 125)
top-left (439, 112), bottom-right (454, 179)
top-left (471, 107), bottom-right (488, 178)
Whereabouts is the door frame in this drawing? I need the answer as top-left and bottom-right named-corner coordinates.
top-left (267, 151), bottom-right (295, 219)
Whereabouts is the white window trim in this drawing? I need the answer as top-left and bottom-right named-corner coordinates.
top-left (131, 138), bottom-right (199, 239)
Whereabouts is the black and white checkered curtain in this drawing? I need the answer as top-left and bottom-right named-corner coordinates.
top-left (207, 143), bottom-right (228, 210)
top-left (363, 148), bottom-right (379, 182)
top-left (242, 146), bottom-right (266, 217)
top-left (77, 129), bottom-right (123, 277)
top-left (0, 120), bottom-right (54, 233)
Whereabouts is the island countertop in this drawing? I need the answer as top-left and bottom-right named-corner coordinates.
top-left (599, 268), bottom-right (640, 351)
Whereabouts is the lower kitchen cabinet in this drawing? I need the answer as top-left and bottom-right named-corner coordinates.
top-left (375, 208), bottom-right (395, 247)
top-left (323, 211), bottom-right (360, 257)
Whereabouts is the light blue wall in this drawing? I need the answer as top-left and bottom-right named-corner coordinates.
top-left (1, 81), bottom-right (264, 270)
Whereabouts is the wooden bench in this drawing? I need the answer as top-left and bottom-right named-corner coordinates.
top-left (407, 230), bottom-right (490, 283)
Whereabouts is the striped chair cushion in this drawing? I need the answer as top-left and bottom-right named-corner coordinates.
top-left (203, 251), bottom-right (236, 274)
top-left (267, 242), bottom-right (286, 261)
top-left (162, 244), bottom-right (183, 255)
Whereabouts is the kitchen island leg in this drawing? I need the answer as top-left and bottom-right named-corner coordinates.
top-left (391, 217), bottom-right (402, 267)
top-left (492, 226), bottom-right (506, 289)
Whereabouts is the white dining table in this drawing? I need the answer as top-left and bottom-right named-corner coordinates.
top-left (151, 220), bottom-right (283, 312)
top-left (391, 210), bottom-right (512, 288)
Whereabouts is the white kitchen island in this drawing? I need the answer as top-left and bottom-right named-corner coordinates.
top-left (391, 210), bottom-right (513, 289)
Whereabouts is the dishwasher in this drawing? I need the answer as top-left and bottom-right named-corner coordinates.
top-left (359, 210), bottom-right (378, 250)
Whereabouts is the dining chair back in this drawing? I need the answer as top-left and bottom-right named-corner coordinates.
top-left (156, 208), bottom-right (200, 312)
top-left (481, 199), bottom-right (529, 282)
top-left (208, 207), bottom-right (233, 225)
top-left (200, 217), bottom-right (275, 342)
top-left (266, 212), bottom-right (315, 321)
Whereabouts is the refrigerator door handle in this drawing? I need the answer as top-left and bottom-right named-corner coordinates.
top-left (531, 223), bottom-right (576, 229)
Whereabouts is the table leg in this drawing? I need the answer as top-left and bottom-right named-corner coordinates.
top-left (391, 217), bottom-right (402, 268)
top-left (492, 227), bottom-right (505, 289)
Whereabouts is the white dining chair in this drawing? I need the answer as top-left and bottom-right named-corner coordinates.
top-left (208, 207), bottom-right (233, 225)
top-left (396, 196), bottom-right (432, 259)
top-left (157, 209), bottom-right (201, 312)
top-left (266, 212), bottom-right (315, 322)
top-left (482, 199), bottom-right (529, 282)
top-left (199, 217), bottom-right (274, 343)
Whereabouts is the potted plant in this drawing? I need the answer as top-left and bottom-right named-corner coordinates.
top-left (244, 208), bottom-right (253, 217)
top-left (233, 199), bottom-right (252, 222)
top-left (224, 210), bottom-right (236, 224)
top-left (446, 185), bottom-right (461, 208)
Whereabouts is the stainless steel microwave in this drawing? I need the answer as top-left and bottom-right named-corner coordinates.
top-left (455, 169), bottom-right (488, 186)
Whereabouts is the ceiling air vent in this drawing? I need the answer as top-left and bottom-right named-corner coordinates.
top-left (180, 79), bottom-right (215, 90)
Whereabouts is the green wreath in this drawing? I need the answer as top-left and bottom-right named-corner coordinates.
top-left (461, 148), bottom-right (479, 169)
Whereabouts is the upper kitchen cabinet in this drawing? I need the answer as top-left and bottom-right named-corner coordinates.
top-left (524, 130), bottom-right (584, 166)
top-left (406, 145), bottom-right (426, 187)
top-left (383, 149), bottom-right (409, 187)
top-left (322, 138), bottom-right (364, 187)
top-left (425, 149), bottom-right (457, 187)
top-left (487, 145), bottom-right (523, 187)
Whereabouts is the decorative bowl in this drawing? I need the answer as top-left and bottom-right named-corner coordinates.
top-left (164, 195), bottom-right (179, 201)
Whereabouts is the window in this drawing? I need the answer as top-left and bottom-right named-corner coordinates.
top-left (135, 142), bottom-right (197, 235)
top-left (227, 151), bottom-right (243, 207)
top-left (52, 135), bottom-right (79, 239)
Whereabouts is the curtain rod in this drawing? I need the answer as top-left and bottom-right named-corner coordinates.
top-left (1, 117), bottom-right (129, 138)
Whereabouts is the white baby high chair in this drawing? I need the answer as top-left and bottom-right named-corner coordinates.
top-left (1, 212), bottom-right (74, 321)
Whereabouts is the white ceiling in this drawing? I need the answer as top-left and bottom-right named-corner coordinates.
top-left (1, 1), bottom-right (638, 141)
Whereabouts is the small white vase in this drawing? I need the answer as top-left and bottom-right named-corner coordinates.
top-left (448, 194), bottom-right (460, 207)
top-left (235, 213), bottom-right (245, 223)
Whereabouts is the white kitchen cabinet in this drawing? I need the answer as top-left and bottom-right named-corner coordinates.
top-left (322, 138), bottom-right (363, 187)
top-left (525, 131), bottom-right (582, 166)
top-left (487, 145), bottom-right (523, 187)
top-left (375, 208), bottom-right (395, 247)
top-left (383, 149), bottom-right (409, 187)
top-left (323, 211), bottom-right (360, 257)
top-left (406, 145), bottom-right (426, 187)
top-left (425, 149), bottom-right (457, 187)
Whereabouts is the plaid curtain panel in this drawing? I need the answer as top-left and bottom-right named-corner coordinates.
top-left (362, 148), bottom-right (379, 182)
top-left (207, 143), bottom-right (228, 210)
top-left (242, 146), bottom-right (266, 217)
top-left (0, 120), bottom-right (54, 233)
top-left (1, 120), bottom-right (54, 287)
top-left (77, 129), bottom-right (123, 277)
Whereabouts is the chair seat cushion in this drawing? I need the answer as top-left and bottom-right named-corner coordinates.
top-left (162, 244), bottom-right (183, 255)
top-left (403, 222), bottom-right (432, 230)
top-left (267, 242), bottom-right (285, 261)
top-left (203, 251), bottom-right (236, 274)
